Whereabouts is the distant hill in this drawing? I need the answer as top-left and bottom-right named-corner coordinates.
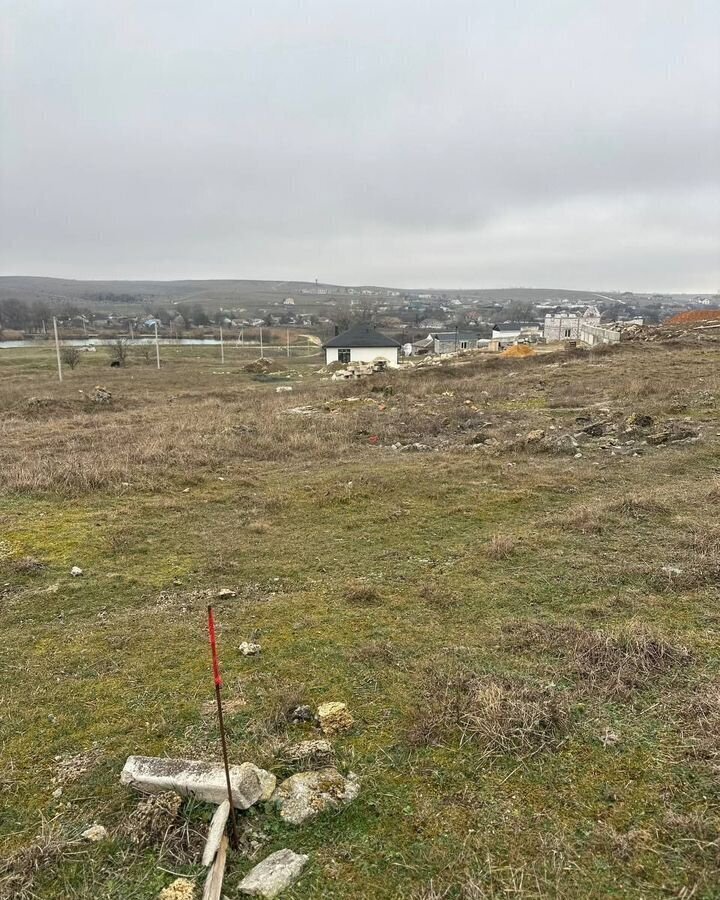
top-left (0, 276), bottom-right (638, 311)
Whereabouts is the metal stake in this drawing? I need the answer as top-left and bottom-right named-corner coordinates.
top-left (207, 605), bottom-right (240, 850)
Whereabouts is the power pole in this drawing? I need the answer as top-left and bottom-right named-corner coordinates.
top-left (53, 317), bottom-right (63, 382)
top-left (220, 326), bottom-right (225, 364)
top-left (286, 328), bottom-right (290, 358)
top-left (154, 321), bottom-right (161, 369)
top-left (259, 327), bottom-right (264, 358)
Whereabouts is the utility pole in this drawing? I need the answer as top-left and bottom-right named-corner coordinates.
top-left (53, 317), bottom-right (63, 382)
top-left (286, 328), bottom-right (290, 358)
top-left (259, 327), bottom-right (264, 358)
top-left (154, 321), bottom-right (161, 369)
top-left (220, 326), bottom-right (225, 364)
top-left (130, 322), bottom-right (134, 340)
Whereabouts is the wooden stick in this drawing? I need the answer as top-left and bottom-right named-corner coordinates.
top-left (202, 799), bottom-right (230, 866)
top-left (202, 833), bottom-right (228, 900)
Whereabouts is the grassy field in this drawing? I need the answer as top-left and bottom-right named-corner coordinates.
top-left (1, 338), bottom-right (720, 899)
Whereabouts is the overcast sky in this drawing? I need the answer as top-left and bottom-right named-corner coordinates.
top-left (1, 0), bottom-right (719, 291)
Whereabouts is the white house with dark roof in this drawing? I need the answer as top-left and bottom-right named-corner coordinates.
top-left (323, 324), bottom-right (401, 368)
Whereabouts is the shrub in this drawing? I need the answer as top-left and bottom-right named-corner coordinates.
top-left (60, 346), bottom-right (81, 369)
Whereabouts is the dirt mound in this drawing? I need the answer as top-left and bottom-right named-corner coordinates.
top-left (500, 344), bottom-right (535, 359)
top-left (243, 357), bottom-right (283, 374)
top-left (666, 310), bottom-right (720, 325)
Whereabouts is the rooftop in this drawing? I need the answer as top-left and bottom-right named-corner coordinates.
top-left (323, 323), bottom-right (402, 349)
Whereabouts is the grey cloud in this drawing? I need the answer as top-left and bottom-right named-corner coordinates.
top-left (0, 0), bottom-right (718, 289)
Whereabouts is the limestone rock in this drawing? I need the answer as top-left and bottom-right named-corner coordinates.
top-left (70, 566), bottom-right (84, 577)
top-left (238, 848), bottom-right (308, 898)
top-left (317, 701), bottom-right (354, 735)
top-left (158, 878), bottom-right (195, 900)
top-left (289, 705), bottom-right (314, 724)
top-left (216, 588), bottom-right (236, 599)
top-left (120, 755), bottom-right (272, 810)
top-left (239, 641), bottom-right (261, 656)
top-left (81, 824), bottom-right (108, 842)
top-left (275, 767), bottom-right (359, 825)
top-left (283, 739), bottom-right (335, 769)
top-left (525, 429), bottom-right (545, 443)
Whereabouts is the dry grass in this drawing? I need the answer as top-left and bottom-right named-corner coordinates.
top-left (483, 534), bottom-right (518, 560)
top-left (506, 622), bottom-right (691, 696)
top-left (409, 665), bottom-right (569, 755)
top-left (679, 681), bottom-right (720, 763)
top-left (0, 819), bottom-right (72, 900)
top-left (343, 581), bottom-right (382, 605)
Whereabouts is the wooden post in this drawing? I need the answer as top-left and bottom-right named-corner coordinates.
top-left (154, 321), bottom-right (161, 369)
top-left (260, 327), bottom-right (264, 358)
top-left (53, 317), bottom-right (63, 382)
top-left (220, 326), bottom-right (225, 364)
top-left (240, 326), bottom-right (244, 346)
top-left (286, 328), bottom-right (290, 358)
top-left (202, 834), bottom-right (228, 900)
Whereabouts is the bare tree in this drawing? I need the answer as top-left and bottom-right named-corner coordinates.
top-left (60, 346), bottom-right (81, 369)
top-left (108, 339), bottom-right (129, 366)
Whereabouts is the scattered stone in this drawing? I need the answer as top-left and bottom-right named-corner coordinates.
top-left (283, 740), bottom-right (335, 769)
top-left (661, 565), bottom-right (683, 577)
top-left (217, 588), bottom-right (237, 599)
top-left (317, 701), bottom-right (354, 735)
top-left (238, 848), bottom-right (309, 898)
top-left (626, 413), bottom-right (654, 429)
top-left (600, 729), bottom-right (621, 748)
top-left (70, 566), bottom-right (84, 577)
top-left (81, 824), bottom-right (108, 842)
top-left (120, 756), bottom-right (274, 810)
top-left (525, 429), bottom-right (545, 443)
top-left (52, 787), bottom-right (63, 799)
top-left (92, 386), bottom-right (112, 404)
top-left (158, 877), bottom-right (196, 900)
top-left (289, 705), bottom-right (315, 724)
top-left (239, 641), bottom-right (262, 656)
top-left (275, 386), bottom-right (293, 393)
top-left (275, 768), bottom-right (360, 824)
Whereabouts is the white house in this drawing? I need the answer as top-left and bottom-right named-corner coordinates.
top-left (491, 321), bottom-right (543, 342)
top-left (322, 324), bottom-right (401, 368)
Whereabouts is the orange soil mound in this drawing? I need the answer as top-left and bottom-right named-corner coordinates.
top-left (500, 344), bottom-right (536, 358)
top-left (666, 310), bottom-right (720, 325)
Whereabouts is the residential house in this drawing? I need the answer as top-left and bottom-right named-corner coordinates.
top-left (323, 324), bottom-right (401, 368)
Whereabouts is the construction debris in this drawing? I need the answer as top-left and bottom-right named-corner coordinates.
top-left (330, 359), bottom-right (389, 380)
top-left (70, 566), bottom-right (84, 577)
top-left (120, 756), bottom-right (275, 810)
top-left (202, 800), bottom-right (230, 866)
top-left (81, 824), bottom-right (108, 842)
top-left (238, 848), bottom-right (309, 898)
top-left (243, 358), bottom-right (276, 375)
top-left (216, 588), bottom-right (236, 599)
top-left (275, 767), bottom-right (360, 824)
top-left (239, 641), bottom-right (262, 656)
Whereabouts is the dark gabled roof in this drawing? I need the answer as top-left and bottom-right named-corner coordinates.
top-left (323, 324), bottom-right (401, 348)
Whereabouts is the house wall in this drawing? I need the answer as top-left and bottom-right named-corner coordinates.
top-left (325, 346), bottom-right (400, 367)
top-left (579, 323), bottom-right (620, 346)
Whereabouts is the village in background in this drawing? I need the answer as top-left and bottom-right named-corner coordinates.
top-left (0, 276), bottom-right (718, 362)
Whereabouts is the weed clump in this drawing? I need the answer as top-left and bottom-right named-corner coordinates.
top-left (0, 822), bottom-right (67, 900)
top-left (506, 622), bottom-right (691, 696)
top-left (343, 581), bottom-right (381, 605)
top-left (679, 680), bottom-right (720, 763)
top-left (409, 665), bottom-right (569, 755)
top-left (483, 534), bottom-right (517, 560)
